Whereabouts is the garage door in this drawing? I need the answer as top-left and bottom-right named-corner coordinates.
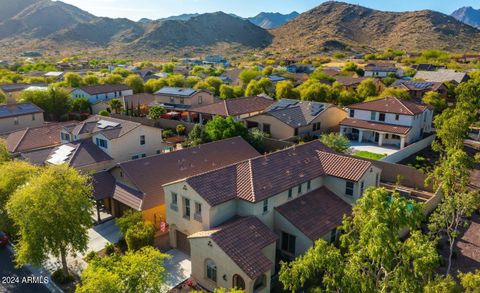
top-left (176, 231), bottom-right (191, 255)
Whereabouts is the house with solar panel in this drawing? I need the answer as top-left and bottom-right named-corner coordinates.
top-left (340, 97), bottom-right (433, 149)
top-left (0, 103), bottom-right (44, 133)
top-left (244, 99), bottom-right (347, 140)
top-left (364, 62), bottom-right (404, 78)
top-left (70, 84), bottom-right (134, 114)
top-left (153, 87), bottom-right (215, 113)
top-left (390, 80), bottom-right (447, 100)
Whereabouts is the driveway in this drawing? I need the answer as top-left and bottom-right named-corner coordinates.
top-left (0, 247), bottom-right (51, 293)
top-left (349, 142), bottom-right (399, 156)
top-left (163, 249), bottom-right (192, 291)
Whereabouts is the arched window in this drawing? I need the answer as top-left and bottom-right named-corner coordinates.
top-left (206, 259), bottom-right (217, 282)
top-left (253, 274), bottom-right (266, 292)
top-left (232, 274), bottom-right (245, 290)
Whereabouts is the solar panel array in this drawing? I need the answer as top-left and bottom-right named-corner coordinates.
top-left (156, 87), bottom-right (197, 97)
top-left (47, 145), bottom-right (75, 165)
top-left (0, 103), bottom-right (40, 118)
top-left (310, 103), bottom-right (325, 116)
top-left (404, 81), bottom-right (433, 89)
top-left (269, 99), bottom-right (299, 111)
top-left (97, 120), bottom-right (120, 129)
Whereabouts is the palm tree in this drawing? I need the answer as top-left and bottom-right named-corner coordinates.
top-left (109, 99), bottom-right (122, 114)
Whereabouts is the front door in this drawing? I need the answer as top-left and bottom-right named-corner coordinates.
top-left (176, 230), bottom-right (191, 255)
top-left (374, 132), bottom-right (380, 143)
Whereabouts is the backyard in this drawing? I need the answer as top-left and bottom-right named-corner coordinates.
top-left (352, 151), bottom-right (387, 160)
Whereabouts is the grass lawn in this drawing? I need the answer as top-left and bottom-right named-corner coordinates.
top-left (352, 151), bottom-right (387, 160)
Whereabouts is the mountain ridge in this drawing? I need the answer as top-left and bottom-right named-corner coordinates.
top-left (451, 6), bottom-right (480, 28)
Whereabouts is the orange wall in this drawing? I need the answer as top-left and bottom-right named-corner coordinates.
top-left (142, 204), bottom-right (166, 230)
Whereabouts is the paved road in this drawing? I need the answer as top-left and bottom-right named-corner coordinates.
top-left (0, 247), bottom-right (51, 293)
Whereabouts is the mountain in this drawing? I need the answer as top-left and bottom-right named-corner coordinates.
top-left (248, 12), bottom-right (299, 29)
top-left (0, 0), bottom-right (272, 59)
top-left (159, 13), bottom-right (200, 21)
top-left (270, 1), bottom-right (480, 53)
top-left (138, 18), bottom-right (153, 24)
top-left (452, 7), bottom-right (480, 28)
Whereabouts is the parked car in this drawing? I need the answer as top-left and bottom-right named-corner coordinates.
top-left (0, 231), bottom-right (8, 247)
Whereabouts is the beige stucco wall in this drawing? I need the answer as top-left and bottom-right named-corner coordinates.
top-left (274, 211), bottom-right (315, 257)
top-left (154, 91), bottom-right (215, 107)
top-left (189, 236), bottom-right (273, 293)
top-left (244, 114), bottom-right (294, 140)
top-left (0, 112), bottom-right (44, 133)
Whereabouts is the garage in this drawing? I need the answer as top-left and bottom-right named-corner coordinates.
top-left (176, 230), bottom-right (191, 255)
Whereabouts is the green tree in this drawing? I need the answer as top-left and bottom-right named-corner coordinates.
top-left (112, 67), bottom-right (131, 78)
top-left (298, 80), bottom-right (332, 102)
top-left (102, 74), bottom-right (123, 85)
top-left (148, 105), bottom-right (167, 120)
top-left (64, 72), bottom-right (83, 88)
top-left (233, 85), bottom-right (245, 98)
top-left (378, 88), bottom-right (411, 100)
top-left (434, 108), bottom-right (473, 151)
top-left (162, 63), bottom-right (174, 73)
top-left (356, 78), bottom-right (378, 100)
top-left (0, 91), bottom-right (6, 104)
top-left (72, 98), bottom-right (91, 112)
top-left (116, 210), bottom-right (143, 237)
top-left (20, 87), bottom-right (72, 121)
top-left (459, 270), bottom-right (480, 292)
top-left (166, 74), bottom-right (185, 87)
top-left (176, 124), bottom-right (186, 135)
top-left (187, 124), bottom-right (208, 146)
top-left (82, 74), bottom-right (99, 86)
top-left (261, 66), bottom-right (273, 76)
top-left (245, 80), bottom-right (262, 97)
top-left (109, 98), bottom-right (122, 114)
top-left (99, 110), bottom-right (110, 117)
top-left (257, 77), bottom-right (273, 94)
top-left (204, 76), bottom-right (223, 96)
top-left (320, 133), bottom-right (350, 153)
top-left (422, 91), bottom-right (447, 113)
top-left (239, 69), bottom-right (260, 85)
top-left (144, 78), bottom-right (168, 93)
top-left (204, 116), bottom-right (248, 141)
top-left (219, 84), bottom-right (235, 99)
top-left (0, 138), bottom-right (10, 163)
top-left (77, 246), bottom-right (169, 293)
top-left (275, 80), bottom-right (298, 100)
top-left (280, 188), bottom-right (440, 292)
top-left (7, 165), bottom-right (93, 277)
top-left (124, 75), bottom-right (144, 94)
top-left (125, 222), bottom-right (155, 251)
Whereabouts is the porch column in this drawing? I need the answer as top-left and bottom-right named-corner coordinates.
top-left (199, 113), bottom-right (204, 125)
top-left (96, 201), bottom-right (101, 223)
top-left (186, 112), bottom-right (191, 123)
top-left (400, 136), bottom-right (406, 149)
top-left (358, 130), bottom-right (363, 143)
top-left (378, 133), bottom-right (384, 147)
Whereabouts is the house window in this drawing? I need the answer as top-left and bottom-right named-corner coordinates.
top-left (140, 135), bottom-right (146, 145)
top-left (346, 181), bottom-right (354, 196)
top-left (330, 228), bottom-right (337, 243)
top-left (131, 155), bottom-right (139, 160)
top-left (294, 128), bottom-right (299, 136)
top-left (375, 173), bottom-right (380, 186)
top-left (379, 113), bottom-right (386, 122)
top-left (206, 259), bottom-right (217, 282)
top-left (170, 192), bottom-right (178, 211)
top-left (288, 188), bottom-right (292, 199)
top-left (254, 275), bottom-right (267, 291)
top-left (392, 134), bottom-right (400, 139)
top-left (281, 232), bottom-right (296, 255)
top-left (360, 181), bottom-right (365, 196)
top-left (370, 112), bottom-right (376, 121)
top-left (183, 197), bottom-right (191, 219)
top-left (180, 98), bottom-right (185, 104)
top-left (263, 199), bottom-right (269, 214)
top-left (395, 114), bottom-right (400, 121)
top-left (233, 275), bottom-right (245, 290)
top-left (298, 184), bottom-right (302, 194)
top-left (312, 122), bottom-right (321, 131)
top-left (349, 109), bottom-right (355, 118)
top-left (198, 96), bottom-right (203, 104)
top-left (141, 154), bottom-right (146, 158)
top-left (14, 117), bottom-right (18, 125)
top-left (156, 150), bottom-right (161, 154)
top-left (96, 138), bottom-right (108, 148)
top-left (424, 112), bottom-right (427, 122)
top-left (262, 123), bottom-right (271, 134)
top-left (170, 97), bottom-right (174, 103)
top-left (32, 114), bottom-right (35, 121)
top-left (194, 202), bottom-right (202, 222)
top-left (307, 180), bottom-right (311, 190)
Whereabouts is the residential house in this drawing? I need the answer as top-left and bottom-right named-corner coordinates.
top-left (0, 103), bottom-right (44, 133)
top-left (90, 137), bottom-right (260, 237)
top-left (286, 63), bottom-right (315, 74)
top-left (70, 84), bottom-right (133, 113)
top-left (153, 87), bottom-right (215, 112)
top-left (163, 141), bottom-right (381, 292)
top-left (204, 55), bottom-right (229, 67)
top-left (390, 80), bottom-right (447, 99)
top-left (414, 69), bottom-right (469, 84)
top-left (364, 62), bottom-right (404, 78)
top-left (244, 99), bottom-right (347, 141)
top-left (340, 97), bottom-right (433, 149)
top-left (411, 64), bottom-right (446, 71)
top-left (267, 74), bottom-right (287, 85)
top-left (43, 71), bottom-right (65, 80)
top-left (188, 96), bottom-right (275, 123)
top-left (0, 83), bottom-right (48, 103)
top-left (335, 76), bottom-right (385, 92)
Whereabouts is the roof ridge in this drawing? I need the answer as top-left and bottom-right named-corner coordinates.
top-left (247, 160), bottom-right (256, 201)
top-left (223, 99), bottom-right (230, 116)
top-left (12, 128), bottom-right (29, 153)
top-left (392, 97), bottom-right (414, 115)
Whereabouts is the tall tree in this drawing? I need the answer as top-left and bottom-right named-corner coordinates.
top-left (7, 165), bottom-right (94, 277)
top-left (109, 98), bottom-right (122, 114)
top-left (320, 133), bottom-right (350, 153)
top-left (356, 78), bottom-right (379, 100)
top-left (0, 138), bottom-right (10, 163)
top-left (219, 84), bottom-right (235, 99)
top-left (64, 72), bottom-right (83, 88)
top-left (275, 80), bottom-right (298, 100)
top-left (124, 75), bottom-right (144, 94)
top-left (204, 116), bottom-right (248, 141)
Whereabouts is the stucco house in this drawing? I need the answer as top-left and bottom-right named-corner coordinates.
top-left (163, 141), bottom-right (380, 292)
top-left (153, 87), bottom-right (215, 112)
top-left (390, 80), bottom-right (447, 99)
top-left (414, 69), bottom-right (468, 84)
top-left (70, 84), bottom-right (133, 113)
top-left (0, 103), bottom-right (44, 133)
top-left (244, 99), bottom-right (347, 141)
top-left (339, 97), bottom-right (433, 149)
top-left (364, 62), bottom-right (404, 78)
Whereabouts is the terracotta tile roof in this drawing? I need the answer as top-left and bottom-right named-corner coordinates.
top-left (348, 97), bottom-right (429, 116)
top-left (189, 96), bottom-right (274, 117)
top-left (6, 121), bottom-right (80, 153)
top-left (264, 99), bottom-right (334, 127)
top-left (275, 187), bottom-right (352, 241)
top-left (91, 171), bottom-right (116, 201)
top-left (340, 118), bottom-right (411, 135)
top-left (117, 137), bottom-right (260, 210)
top-left (189, 217), bottom-right (277, 279)
top-left (0, 103), bottom-right (43, 119)
top-left (77, 84), bottom-right (131, 95)
top-left (186, 141), bottom-right (372, 206)
top-left (112, 182), bottom-right (144, 211)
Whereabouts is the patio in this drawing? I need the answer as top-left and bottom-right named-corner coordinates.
top-left (349, 141), bottom-right (399, 156)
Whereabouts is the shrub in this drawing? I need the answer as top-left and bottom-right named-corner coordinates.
top-left (125, 222), bottom-right (155, 251)
top-left (85, 251), bottom-right (98, 262)
top-left (98, 110), bottom-right (110, 117)
top-left (162, 129), bottom-right (174, 139)
top-left (176, 124), bottom-right (186, 135)
top-left (116, 210), bottom-right (143, 237)
top-left (51, 269), bottom-right (74, 284)
top-left (105, 243), bottom-right (115, 255)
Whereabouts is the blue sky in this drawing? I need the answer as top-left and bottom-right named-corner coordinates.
top-left (58, 0), bottom-right (479, 20)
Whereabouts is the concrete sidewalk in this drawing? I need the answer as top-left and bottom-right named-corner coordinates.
top-left (163, 249), bottom-right (192, 291)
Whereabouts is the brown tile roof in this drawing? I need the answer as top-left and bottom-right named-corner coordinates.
top-left (186, 141), bottom-right (372, 206)
top-left (112, 182), bottom-right (144, 210)
top-left (91, 171), bottom-right (116, 201)
top-left (348, 97), bottom-right (429, 116)
top-left (189, 217), bottom-right (277, 279)
top-left (275, 187), bottom-right (352, 241)
top-left (54, 140), bottom-right (113, 168)
top-left (189, 96), bottom-right (274, 117)
top-left (6, 121), bottom-right (80, 153)
top-left (340, 118), bottom-right (411, 135)
top-left (77, 84), bottom-right (131, 95)
top-left (118, 137), bottom-right (260, 210)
